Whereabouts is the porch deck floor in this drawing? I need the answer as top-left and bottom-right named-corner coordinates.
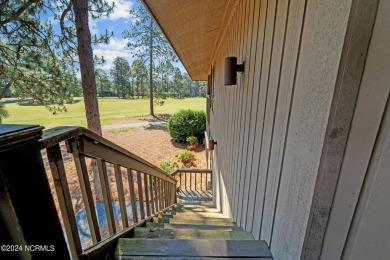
top-left (177, 189), bottom-right (213, 206)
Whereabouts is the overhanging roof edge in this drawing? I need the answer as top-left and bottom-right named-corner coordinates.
top-left (140, 0), bottom-right (204, 80)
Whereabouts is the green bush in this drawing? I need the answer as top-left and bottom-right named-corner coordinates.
top-left (168, 109), bottom-right (206, 143)
top-left (159, 160), bottom-right (178, 174)
top-left (177, 149), bottom-right (196, 167)
top-left (186, 136), bottom-right (198, 145)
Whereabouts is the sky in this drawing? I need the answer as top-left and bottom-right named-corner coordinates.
top-left (88, 0), bottom-right (186, 74)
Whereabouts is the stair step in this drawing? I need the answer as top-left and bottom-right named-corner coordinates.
top-left (145, 222), bottom-right (243, 231)
top-left (169, 218), bottom-right (235, 226)
top-left (115, 239), bottom-right (273, 258)
top-left (172, 215), bottom-right (232, 221)
top-left (134, 228), bottom-right (254, 240)
top-left (180, 205), bottom-right (220, 212)
top-left (152, 216), bottom-right (170, 223)
top-left (173, 212), bottom-right (227, 218)
top-left (165, 211), bottom-right (228, 218)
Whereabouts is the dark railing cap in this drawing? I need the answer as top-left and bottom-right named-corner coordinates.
top-left (0, 124), bottom-right (44, 152)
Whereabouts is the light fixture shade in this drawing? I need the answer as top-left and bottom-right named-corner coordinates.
top-left (224, 57), bottom-right (238, 86)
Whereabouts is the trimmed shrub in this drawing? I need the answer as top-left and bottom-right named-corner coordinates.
top-left (168, 109), bottom-right (206, 143)
top-left (177, 149), bottom-right (196, 167)
top-left (186, 136), bottom-right (198, 145)
top-left (159, 160), bottom-right (178, 174)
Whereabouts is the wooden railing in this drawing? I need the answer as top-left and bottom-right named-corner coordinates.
top-left (171, 168), bottom-right (212, 191)
top-left (39, 126), bottom-right (177, 259)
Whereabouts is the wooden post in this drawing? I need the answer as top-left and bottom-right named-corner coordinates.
top-left (47, 144), bottom-right (82, 258)
top-left (71, 140), bottom-right (101, 244)
top-left (0, 125), bottom-right (70, 259)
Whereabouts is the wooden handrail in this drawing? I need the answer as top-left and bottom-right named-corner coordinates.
top-left (40, 126), bottom-right (176, 184)
top-left (38, 126), bottom-right (177, 258)
top-left (171, 168), bottom-right (212, 191)
top-left (171, 168), bottom-right (212, 175)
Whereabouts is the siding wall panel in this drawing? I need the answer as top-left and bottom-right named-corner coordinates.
top-left (251, 0), bottom-right (278, 239)
top-left (209, 0), bottom-right (353, 258)
top-left (245, 0), bottom-right (268, 232)
top-left (236, 0), bottom-right (256, 226)
top-left (231, 0), bottom-right (246, 220)
top-left (241, 0), bottom-right (262, 230)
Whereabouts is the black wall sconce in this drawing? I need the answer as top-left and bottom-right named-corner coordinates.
top-left (224, 57), bottom-right (245, 86)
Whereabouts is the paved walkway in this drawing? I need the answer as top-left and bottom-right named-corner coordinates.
top-left (102, 121), bottom-right (165, 130)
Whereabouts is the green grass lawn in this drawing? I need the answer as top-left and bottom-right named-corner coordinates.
top-left (2, 97), bottom-right (206, 128)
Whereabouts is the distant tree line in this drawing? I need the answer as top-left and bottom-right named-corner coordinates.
top-left (96, 57), bottom-right (206, 101)
top-left (0, 0), bottom-right (205, 132)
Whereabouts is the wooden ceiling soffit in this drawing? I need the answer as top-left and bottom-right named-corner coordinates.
top-left (142, 0), bottom-right (240, 81)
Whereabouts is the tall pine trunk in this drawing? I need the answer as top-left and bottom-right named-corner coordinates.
top-left (149, 18), bottom-right (154, 116)
top-left (73, 0), bottom-right (102, 135)
top-left (137, 79), bottom-right (139, 99)
top-left (100, 78), bottom-right (104, 98)
top-left (141, 77), bottom-right (144, 99)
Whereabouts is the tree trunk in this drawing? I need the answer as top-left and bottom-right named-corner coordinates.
top-left (0, 82), bottom-right (12, 100)
top-left (100, 77), bottom-right (104, 98)
top-left (141, 77), bottom-right (144, 99)
top-left (149, 18), bottom-right (154, 116)
top-left (137, 79), bottom-right (139, 99)
top-left (195, 81), bottom-right (199, 97)
top-left (73, 0), bottom-right (102, 135)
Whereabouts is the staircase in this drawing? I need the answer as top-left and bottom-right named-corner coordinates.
top-left (114, 204), bottom-right (273, 259)
top-left (0, 126), bottom-right (273, 259)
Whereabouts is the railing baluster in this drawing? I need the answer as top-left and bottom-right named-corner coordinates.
top-left (155, 177), bottom-right (160, 211)
top-left (165, 181), bottom-right (168, 208)
top-left (114, 165), bottom-right (128, 228)
top-left (127, 169), bottom-right (138, 223)
top-left (190, 172), bottom-right (192, 190)
top-left (158, 178), bottom-right (163, 209)
top-left (168, 183), bottom-right (173, 205)
top-left (162, 179), bottom-right (165, 209)
top-left (149, 175), bottom-right (155, 214)
top-left (97, 159), bottom-right (116, 235)
top-left (166, 181), bottom-right (169, 207)
top-left (185, 172), bottom-right (187, 190)
top-left (143, 173), bottom-right (151, 216)
top-left (201, 173), bottom-right (203, 190)
top-left (166, 182), bottom-right (170, 207)
top-left (71, 141), bottom-right (101, 244)
top-left (47, 144), bottom-right (82, 258)
top-left (136, 171), bottom-right (145, 219)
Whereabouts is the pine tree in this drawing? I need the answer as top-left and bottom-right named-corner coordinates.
top-left (1, 0), bottom-right (114, 135)
top-left (123, 1), bottom-right (177, 116)
top-left (110, 57), bottom-right (131, 99)
top-left (130, 60), bottom-right (148, 98)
